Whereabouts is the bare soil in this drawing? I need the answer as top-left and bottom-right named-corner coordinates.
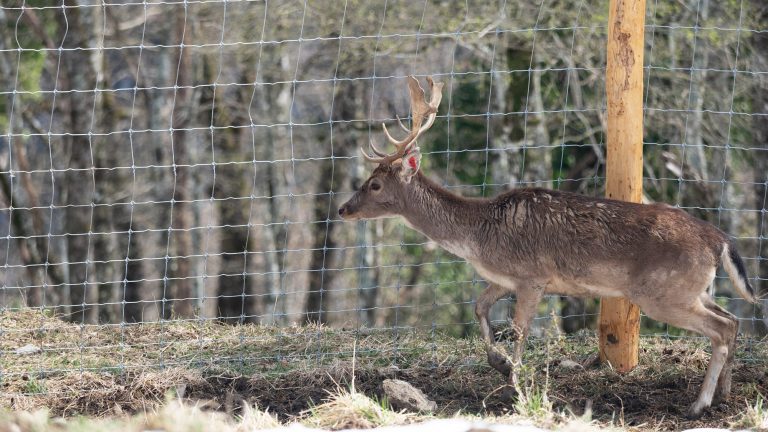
top-left (1, 310), bottom-right (766, 430)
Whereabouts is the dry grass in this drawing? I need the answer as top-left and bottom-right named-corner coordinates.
top-left (729, 395), bottom-right (768, 431)
top-left (302, 387), bottom-right (414, 430)
top-left (0, 308), bottom-right (475, 378)
top-left (0, 399), bottom-right (281, 432)
top-left (1, 309), bottom-right (767, 431)
top-left (0, 399), bottom-right (604, 432)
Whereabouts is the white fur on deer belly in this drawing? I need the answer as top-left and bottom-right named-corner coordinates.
top-left (471, 262), bottom-right (519, 289)
top-left (439, 241), bottom-right (475, 260)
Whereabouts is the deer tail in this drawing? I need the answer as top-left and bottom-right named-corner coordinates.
top-left (721, 242), bottom-right (757, 304)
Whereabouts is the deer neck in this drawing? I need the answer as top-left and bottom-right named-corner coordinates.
top-left (399, 173), bottom-right (483, 260)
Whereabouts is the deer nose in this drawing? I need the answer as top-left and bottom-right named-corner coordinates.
top-left (338, 206), bottom-right (347, 217)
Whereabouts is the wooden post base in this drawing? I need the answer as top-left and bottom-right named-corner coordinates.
top-left (598, 298), bottom-right (641, 372)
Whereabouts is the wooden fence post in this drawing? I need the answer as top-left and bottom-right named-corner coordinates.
top-left (599, 0), bottom-right (646, 372)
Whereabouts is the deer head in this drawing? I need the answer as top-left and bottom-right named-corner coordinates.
top-left (338, 76), bottom-right (444, 220)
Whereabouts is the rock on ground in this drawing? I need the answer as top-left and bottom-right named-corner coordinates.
top-left (381, 379), bottom-right (437, 413)
top-left (15, 344), bottom-right (41, 355)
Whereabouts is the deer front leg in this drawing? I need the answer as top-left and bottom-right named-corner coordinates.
top-left (507, 286), bottom-right (543, 389)
top-left (475, 283), bottom-right (514, 377)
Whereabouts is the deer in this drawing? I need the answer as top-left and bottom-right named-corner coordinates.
top-left (337, 76), bottom-right (758, 418)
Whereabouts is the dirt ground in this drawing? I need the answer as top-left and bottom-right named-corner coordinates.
top-left (184, 349), bottom-right (767, 430)
top-left (1, 310), bottom-right (766, 430)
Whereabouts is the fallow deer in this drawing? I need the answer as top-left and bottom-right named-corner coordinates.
top-left (337, 76), bottom-right (758, 418)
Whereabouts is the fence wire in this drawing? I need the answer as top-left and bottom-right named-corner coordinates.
top-left (0, 0), bottom-right (766, 401)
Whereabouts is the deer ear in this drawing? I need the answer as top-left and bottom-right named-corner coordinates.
top-left (399, 147), bottom-right (421, 183)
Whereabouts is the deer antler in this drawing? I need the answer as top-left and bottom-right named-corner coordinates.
top-left (361, 76), bottom-right (444, 165)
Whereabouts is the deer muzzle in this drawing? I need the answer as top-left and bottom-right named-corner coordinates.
top-left (338, 201), bottom-right (357, 220)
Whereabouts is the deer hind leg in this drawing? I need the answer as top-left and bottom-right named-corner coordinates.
top-left (475, 283), bottom-right (514, 377)
top-left (699, 293), bottom-right (739, 404)
top-left (507, 286), bottom-right (543, 389)
top-left (645, 298), bottom-right (736, 418)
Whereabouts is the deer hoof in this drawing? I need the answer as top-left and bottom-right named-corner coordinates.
top-left (711, 394), bottom-right (725, 407)
top-left (686, 402), bottom-right (706, 420)
top-left (713, 376), bottom-right (732, 406)
top-left (500, 385), bottom-right (518, 402)
top-left (712, 385), bottom-right (730, 407)
top-left (487, 346), bottom-right (512, 377)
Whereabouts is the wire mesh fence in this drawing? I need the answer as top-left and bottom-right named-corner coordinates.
top-left (0, 0), bottom-right (766, 403)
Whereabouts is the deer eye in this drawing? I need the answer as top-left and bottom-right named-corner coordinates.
top-left (370, 182), bottom-right (382, 192)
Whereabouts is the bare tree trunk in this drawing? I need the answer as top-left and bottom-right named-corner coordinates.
top-left (61, 0), bottom-right (100, 324)
top-left (88, 49), bottom-right (123, 323)
top-left (304, 82), bottom-right (357, 324)
top-left (684, 0), bottom-right (709, 184)
top-left (490, 68), bottom-right (515, 188)
top-left (215, 123), bottom-right (254, 323)
top-left (123, 233), bottom-right (158, 323)
top-left (121, 52), bottom-right (171, 324)
top-left (0, 19), bottom-right (44, 308)
top-left (303, 154), bottom-right (337, 325)
top-left (529, 67), bottom-right (552, 186)
top-left (353, 223), bottom-right (377, 326)
top-left (245, 115), bottom-right (283, 323)
top-left (168, 10), bottom-right (195, 319)
top-left (681, 0), bottom-right (718, 225)
top-left (266, 52), bottom-right (314, 325)
top-left (364, 220), bottom-right (384, 326)
top-left (489, 8), bottom-right (521, 191)
top-left (242, 48), bottom-right (290, 325)
top-left (92, 188), bottom-right (120, 323)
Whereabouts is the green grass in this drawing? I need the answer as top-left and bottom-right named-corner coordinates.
top-left (22, 378), bottom-right (45, 395)
top-left (514, 378), bottom-right (553, 421)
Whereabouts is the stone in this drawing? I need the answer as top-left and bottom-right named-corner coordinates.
top-left (382, 379), bottom-right (437, 413)
top-left (15, 344), bottom-right (41, 355)
top-left (558, 359), bottom-right (582, 370)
